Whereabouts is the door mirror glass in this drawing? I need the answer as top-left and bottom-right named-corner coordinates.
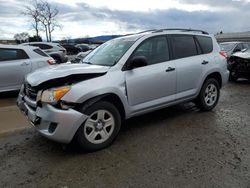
top-left (233, 48), bottom-right (241, 53)
top-left (128, 56), bottom-right (148, 70)
top-left (241, 48), bottom-right (247, 52)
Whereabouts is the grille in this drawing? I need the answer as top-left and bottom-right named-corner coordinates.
top-left (24, 83), bottom-right (37, 101)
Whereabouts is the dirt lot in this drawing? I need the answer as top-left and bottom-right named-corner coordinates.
top-left (0, 81), bottom-right (250, 188)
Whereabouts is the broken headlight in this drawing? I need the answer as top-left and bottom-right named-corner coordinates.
top-left (41, 86), bottom-right (71, 104)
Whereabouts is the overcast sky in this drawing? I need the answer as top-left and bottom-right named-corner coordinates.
top-left (1, 0), bottom-right (250, 40)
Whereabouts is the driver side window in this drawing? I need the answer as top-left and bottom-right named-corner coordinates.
top-left (131, 36), bottom-right (170, 65)
top-left (234, 44), bottom-right (243, 52)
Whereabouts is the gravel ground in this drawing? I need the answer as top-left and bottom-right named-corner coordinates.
top-left (0, 81), bottom-right (250, 188)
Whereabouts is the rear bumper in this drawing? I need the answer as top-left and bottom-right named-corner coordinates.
top-left (17, 89), bottom-right (87, 144)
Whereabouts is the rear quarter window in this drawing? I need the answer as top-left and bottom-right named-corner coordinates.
top-left (196, 36), bottom-right (213, 54)
top-left (170, 35), bottom-right (197, 59)
top-left (33, 49), bottom-right (49, 57)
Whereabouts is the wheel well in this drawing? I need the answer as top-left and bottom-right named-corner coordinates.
top-left (81, 94), bottom-right (126, 120)
top-left (205, 72), bottom-right (222, 88)
top-left (50, 55), bottom-right (61, 61)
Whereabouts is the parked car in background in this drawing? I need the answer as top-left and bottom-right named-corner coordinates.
top-left (0, 44), bottom-right (55, 92)
top-left (17, 29), bottom-right (229, 151)
top-left (22, 42), bottom-right (68, 63)
top-left (228, 48), bottom-right (250, 81)
top-left (71, 50), bottom-right (92, 63)
top-left (61, 44), bottom-right (81, 55)
top-left (75, 44), bottom-right (91, 52)
top-left (219, 42), bottom-right (250, 57)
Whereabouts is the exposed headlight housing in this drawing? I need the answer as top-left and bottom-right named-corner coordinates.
top-left (41, 86), bottom-right (71, 104)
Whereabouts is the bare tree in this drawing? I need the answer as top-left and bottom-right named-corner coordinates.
top-left (22, 0), bottom-right (42, 41)
top-left (23, 0), bottom-right (60, 42)
top-left (39, 1), bottom-right (60, 42)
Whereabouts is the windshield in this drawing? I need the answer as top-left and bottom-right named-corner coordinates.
top-left (82, 37), bottom-right (135, 66)
top-left (220, 43), bottom-right (236, 52)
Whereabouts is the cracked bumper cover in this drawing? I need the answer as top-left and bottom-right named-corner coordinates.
top-left (17, 92), bottom-right (88, 144)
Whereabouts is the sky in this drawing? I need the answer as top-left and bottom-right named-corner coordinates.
top-left (0, 0), bottom-right (250, 40)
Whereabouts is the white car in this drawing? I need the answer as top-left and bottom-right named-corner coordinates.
top-left (22, 42), bottom-right (68, 63)
top-left (0, 44), bottom-right (55, 92)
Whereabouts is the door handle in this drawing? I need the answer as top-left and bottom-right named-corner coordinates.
top-left (165, 67), bottom-right (175, 72)
top-left (21, 62), bottom-right (29, 66)
top-left (201, 60), bottom-right (209, 65)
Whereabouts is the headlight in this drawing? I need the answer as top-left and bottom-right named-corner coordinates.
top-left (41, 86), bottom-right (71, 104)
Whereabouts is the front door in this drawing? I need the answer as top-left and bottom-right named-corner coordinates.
top-left (125, 36), bottom-right (176, 107)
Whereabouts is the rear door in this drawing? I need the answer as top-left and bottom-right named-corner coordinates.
top-left (0, 48), bottom-right (31, 90)
top-left (125, 35), bottom-right (176, 107)
top-left (170, 34), bottom-right (212, 99)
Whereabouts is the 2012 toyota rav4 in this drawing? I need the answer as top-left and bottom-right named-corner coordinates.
top-left (17, 29), bottom-right (229, 151)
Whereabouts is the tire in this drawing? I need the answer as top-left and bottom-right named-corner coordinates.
top-left (53, 57), bottom-right (62, 64)
top-left (196, 78), bottom-right (220, 111)
top-left (75, 101), bottom-right (121, 152)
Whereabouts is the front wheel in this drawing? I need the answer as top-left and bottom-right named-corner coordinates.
top-left (75, 101), bottom-right (121, 152)
top-left (195, 78), bottom-right (220, 111)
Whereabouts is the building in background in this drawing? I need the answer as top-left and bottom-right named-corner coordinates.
top-left (0, 40), bottom-right (16, 44)
top-left (216, 32), bottom-right (250, 43)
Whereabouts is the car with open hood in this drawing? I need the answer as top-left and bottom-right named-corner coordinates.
top-left (219, 42), bottom-right (250, 57)
top-left (228, 48), bottom-right (250, 81)
top-left (17, 29), bottom-right (229, 151)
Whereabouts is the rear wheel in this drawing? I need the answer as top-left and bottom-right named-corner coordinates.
top-left (196, 78), bottom-right (220, 111)
top-left (75, 101), bottom-right (121, 151)
top-left (53, 56), bottom-right (62, 64)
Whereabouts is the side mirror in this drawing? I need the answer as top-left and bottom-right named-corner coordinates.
top-left (127, 56), bottom-right (148, 70)
top-left (241, 48), bottom-right (247, 52)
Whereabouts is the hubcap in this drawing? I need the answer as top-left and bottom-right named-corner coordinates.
top-left (204, 83), bottom-right (218, 106)
top-left (84, 110), bottom-right (115, 144)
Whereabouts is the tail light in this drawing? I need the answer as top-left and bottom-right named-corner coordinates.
top-left (47, 59), bottom-right (56, 65)
top-left (219, 51), bottom-right (228, 59)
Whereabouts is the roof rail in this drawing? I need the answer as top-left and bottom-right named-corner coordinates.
top-left (136, 29), bottom-right (158, 34)
top-left (123, 29), bottom-right (157, 37)
top-left (153, 28), bottom-right (209, 35)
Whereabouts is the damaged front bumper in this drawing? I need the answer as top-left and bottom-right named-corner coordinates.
top-left (17, 86), bottom-right (88, 144)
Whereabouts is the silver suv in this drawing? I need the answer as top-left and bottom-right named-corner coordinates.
top-left (22, 42), bottom-right (68, 63)
top-left (17, 29), bottom-right (229, 151)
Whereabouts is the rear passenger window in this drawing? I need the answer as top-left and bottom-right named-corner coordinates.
top-left (171, 35), bottom-right (197, 59)
top-left (196, 36), bottom-right (213, 54)
top-left (0, 48), bottom-right (29, 61)
top-left (33, 49), bottom-right (49, 57)
top-left (131, 36), bottom-right (170, 65)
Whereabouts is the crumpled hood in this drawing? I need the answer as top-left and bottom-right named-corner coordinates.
top-left (232, 51), bottom-right (250, 59)
top-left (26, 63), bottom-right (110, 86)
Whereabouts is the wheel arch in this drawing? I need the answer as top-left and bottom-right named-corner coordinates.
top-left (204, 72), bottom-right (222, 88)
top-left (80, 93), bottom-right (126, 121)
